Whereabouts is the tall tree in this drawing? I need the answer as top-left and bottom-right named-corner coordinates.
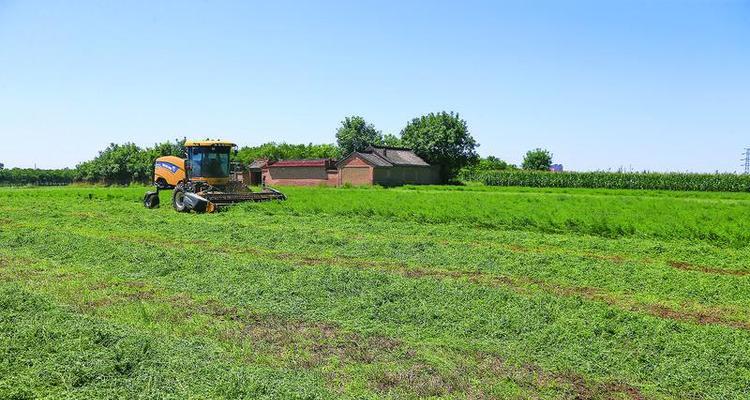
top-left (400, 111), bottom-right (478, 181)
top-left (522, 148), bottom-right (553, 171)
top-left (382, 133), bottom-right (403, 147)
top-left (335, 116), bottom-right (383, 154)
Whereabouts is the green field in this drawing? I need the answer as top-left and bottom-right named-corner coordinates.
top-left (2, 185), bottom-right (750, 399)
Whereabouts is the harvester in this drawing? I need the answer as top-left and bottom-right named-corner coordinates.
top-left (143, 140), bottom-right (285, 213)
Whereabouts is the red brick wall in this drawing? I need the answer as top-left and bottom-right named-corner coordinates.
top-left (262, 166), bottom-right (338, 187)
top-left (339, 156), bottom-right (374, 185)
top-left (326, 169), bottom-right (339, 186)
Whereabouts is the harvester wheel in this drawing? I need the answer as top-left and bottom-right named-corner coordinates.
top-left (143, 191), bottom-right (160, 209)
top-left (172, 187), bottom-right (189, 212)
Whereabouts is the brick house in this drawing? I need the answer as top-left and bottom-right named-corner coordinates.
top-left (262, 158), bottom-right (339, 186)
top-left (337, 146), bottom-right (439, 186)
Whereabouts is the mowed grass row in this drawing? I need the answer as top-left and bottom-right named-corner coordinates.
top-left (3, 184), bottom-right (750, 246)
top-left (258, 186), bottom-right (750, 247)
top-left (2, 185), bottom-right (750, 398)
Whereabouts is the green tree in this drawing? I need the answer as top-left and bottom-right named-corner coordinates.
top-left (456, 156), bottom-right (515, 181)
top-left (236, 142), bottom-right (339, 163)
top-left (382, 133), bottom-right (403, 147)
top-left (149, 139), bottom-right (186, 159)
top-left (522, 148), bottom-right (553, 171)
top-left (400, 111), bottom-right (478, 181)
top-left (335, 116), bottom-right (383, 154)
top-left (478, 156), bottom-right (512, 171)
top-left (74, 139), bottom-right (185, 185)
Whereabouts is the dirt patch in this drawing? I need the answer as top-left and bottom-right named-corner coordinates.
top-left (298, 254), bottom-right (409, 271)
top-left (0, 254), bottom-right (34, 269)
top-left (600, 381), bottom-right (646, 400)
top-left (505, 243), bottom-right (628, 265)
top-left (588, 253), bottom-right (626, 263)
top-left (236, 313), bottom-right (405, 368)
top-left (373, 363), bottom-right (466, 397)
top-left (89, 281), bottom-right (112, 290)
top-left (477, 354), bottom-right (644, 400)
top-left (668, 260), bottom-right (750, 277)
top-left (124, 289), bottom-right (156, 301)
top-left (645, 303), bottom-right (749, 330)
top-left (79, 296), bottom-right (116, 310)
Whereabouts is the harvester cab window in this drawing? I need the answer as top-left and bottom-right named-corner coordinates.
top-left (188, 146), bottom-right (230, 178)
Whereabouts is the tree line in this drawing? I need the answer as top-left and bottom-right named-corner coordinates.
top-left (0, 110), bottom-right (557, 185)
top-left (0, 168), bottom-right (76, 186)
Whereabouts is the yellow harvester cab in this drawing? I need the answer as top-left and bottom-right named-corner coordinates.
top-left (153, 140), bottom-right (236, 188)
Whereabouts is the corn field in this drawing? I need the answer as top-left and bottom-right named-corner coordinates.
top-left (463, 170), bottom-right (750, 192)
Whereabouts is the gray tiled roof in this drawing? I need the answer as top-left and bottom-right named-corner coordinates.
top-left (337, 146), bottom-right (431, 168)
top-left (248, 159), bottom-right (267, 169)
top-left (368, 146), bottom-right (429, 166)
top-left (358, 152), bottom-right (393, 167)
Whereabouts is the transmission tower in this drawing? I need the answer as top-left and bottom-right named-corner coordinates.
top-left (743, 148), bottom-right (750, 174)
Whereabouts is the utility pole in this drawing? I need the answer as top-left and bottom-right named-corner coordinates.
top-left (743, 148), bottom-right (750, 174)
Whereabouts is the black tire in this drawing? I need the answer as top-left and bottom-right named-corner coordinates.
top-left (143, 192), bottom-right (160, 209)
top-left (155, 178), bottom-right (169, 189)
top-left (172, 187), bottom-right (189, 212)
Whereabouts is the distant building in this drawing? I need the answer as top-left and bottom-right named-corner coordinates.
top-left (248, 159), bottom-right (267, 185)
top-left (337, 146), bottom-right (440, 186)
top-left (550, 164), bottom-right (563, 172)
top-left (229, 162), bottom-right (250, 184)
top-left (253, 146), bottom-right (440, 187)
top-left (262, 158), bottom-right (339, 187)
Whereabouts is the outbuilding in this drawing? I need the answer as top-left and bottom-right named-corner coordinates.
top-left (248, 159), bottom-right (267, 185)
top-left (337, 146), bottom-right (439, 186)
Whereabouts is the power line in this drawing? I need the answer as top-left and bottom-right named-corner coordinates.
top-left (742, 148), bottom-right (750, 174)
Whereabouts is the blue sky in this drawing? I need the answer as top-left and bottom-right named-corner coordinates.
top-left (0, 0), bottom-right (748, 172)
